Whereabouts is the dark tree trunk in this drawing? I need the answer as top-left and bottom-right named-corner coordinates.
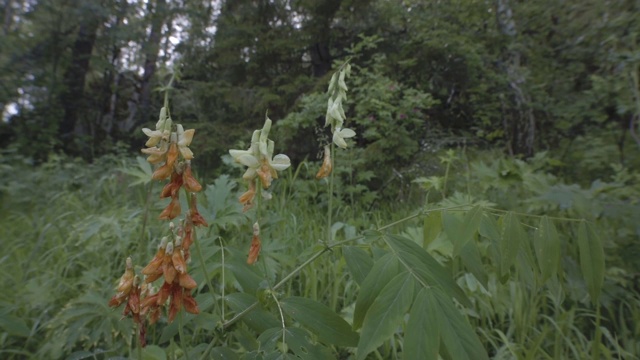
top-left (58, 6), bottom-right (103, 155)
top-left (135, 0), bottom-right (167, 129)
top-left (306, 0), bottom-right (342, 77)
top-left (496, 0), bottom-right (535, 157)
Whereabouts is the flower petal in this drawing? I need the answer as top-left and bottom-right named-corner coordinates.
top-left (333, 131), bottom-right (348, 149)
top-left (236, 154), bottom-right (259, 168)
top-left (271, 154), bottom-right (291, 171)
top-left (339, 128), bottom-right (356, 138)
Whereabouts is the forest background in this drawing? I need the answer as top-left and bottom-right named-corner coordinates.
top-left (1, 0), bottom-right (640, 359)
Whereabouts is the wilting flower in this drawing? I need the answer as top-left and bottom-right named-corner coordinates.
top-left (239, 180), bottom-right (256, 212)
top-left (247, 222), bottom-right (261, 265)
top-left (109, 257), bottom-right (146, 346)
top-left (316, 145), bottom-right (332, 179)
top-left (229, 117), bottom-right (291, 189)
top-left (189, 193), bottom-right (208, 227)
top-left (182, 162), bottom-right (202, 192)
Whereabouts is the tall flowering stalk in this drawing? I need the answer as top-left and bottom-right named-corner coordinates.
top-left (317, 63), bottom-right (354, 243)
top-left (109, 93), bottom-right (207, 348)
top-left (229, 115), bottom-right (291, 264)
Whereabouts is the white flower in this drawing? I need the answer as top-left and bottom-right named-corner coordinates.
top-left (229, 117), bottom-right (291, 188)
top-left (332, 127), bottom-right (356, 149)
top-left (177, 124), bottom-right (195, 160)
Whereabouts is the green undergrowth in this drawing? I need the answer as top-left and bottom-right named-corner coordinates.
top-left (0, 146), bottom-right (639, 359)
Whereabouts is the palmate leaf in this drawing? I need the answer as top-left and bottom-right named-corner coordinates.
top-left (356, 272), bottom-right (415, 360)
top-left (578, 221), bottom-right (605, 304)
top-left (353, 253), bottom-right (400, 329)
top-left (382, 234), bottom-right (471, 307)
top-left (280, 296), bottom-right (359, 347)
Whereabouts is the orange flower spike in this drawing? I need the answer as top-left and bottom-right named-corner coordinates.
top-left (162, 242), bottom-right (177, 284)
top-left (189, 193), bottom-right (208, 227)
top-left (182, 222), bottom-right (193, 251)
top-left (247, 222), bottom-right (262, 265)
top-left (165, 142), bottom-right (179, 168)
top-left (159, 195), bottom-right (181, 220)
top-left (183, 292), bottom-right (200, 315)
top-left (156, 282), bottom-right (172, 305)
top-left (178, 272), bottom-right (197, 290)
top-left (172, 248), bottom-right (187, 274)
top-left (152, 162), bottom-right (173, 181)
top-left (182, 163), bottom-right (202, 192)
top-left (168, 284), bottom-right (183, 323)
top-left (142, 238), bottom-right (168, 276)
top-left (161, 172), bottom-right (183, 198)
top-left (141, 293), bottom-right (159, 309)
top-left (316, 145), bottom-right (332, 179)
top-left (127, 276), bottom-right (141, 315)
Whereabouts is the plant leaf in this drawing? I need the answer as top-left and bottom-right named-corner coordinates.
top-left (499, 212), bottom-right (524, 277)
top-left (353, 253), bottom-right (399, 329)
top-left (427, 287), bottom-right (489, 360)
top-left (343, 246), bottom-right (373, 286)
top-left (404, 288), bottom-right (440, 360)
top-left (280, 296), bottom-right (359, 347)
top-left (383, 234), bottom-right (471, 307)
top-left (423, 211), bottom-right (442, 247)
top-left (357, 272), bottom-right (415, 360)
top-left (443, 206), bottom-right (483, 256)
top-left (578, 221), bottom-right (605, 304)
top-left (534, 216), bottom-right (561, 282)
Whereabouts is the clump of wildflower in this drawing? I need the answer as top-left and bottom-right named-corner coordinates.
top-left (325, 63), bottom-right (356, 149)
top-left (229, 116), bottom-right (291, 210)
top-left (140, 229), bottom-right (200, 323)
top-left (141, 107), bottom-right (204, 221)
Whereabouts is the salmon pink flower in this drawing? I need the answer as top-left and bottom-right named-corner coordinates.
top-left (247, 222), bottom-right (262, 265)
top-left (316, 145), bottom-right (332, 179)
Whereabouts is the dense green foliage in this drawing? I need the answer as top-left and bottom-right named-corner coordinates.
top-left (1, 0), bottom-right (640, 359)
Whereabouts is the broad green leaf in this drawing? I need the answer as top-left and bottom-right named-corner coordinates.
top-left (210, 347), bottom-right (239, 360)
top-left (479, 213), bottom-right (501, 241)
top-left (404, 289), bottom-right (440, 360)
top-left (578, 222), bottom-right (605, 304)
top-left (427, 288), bottom-right (489, 360)
top-left (423, 211), bottom-right (442, 247)
top-left (535, 216), bottom-right (561, 282)
top-left (284, 327), bottom-right (334, 360)
top-left (280, 296), bottom-right (359, 346)
top-left (353, 253), bottom-right (399, 329)
top-left (225, 293), bottom-right (280, 333)
top-left (343, 246), bottom-right (373, 285)
top-left (383, 234), bottom-right (471, 307)
top-left (141, 345), bottom-right (167, 360)
top-left (443, 206), bottom-right (483, 256)
top-left (499, 212), bottom-right (524, 277)
top-left (0, 313), bottom-right (30, 337)
top-left (357, 272), bottom-right (415, 360)
top-left (459, 240), bottom-right (488, 287)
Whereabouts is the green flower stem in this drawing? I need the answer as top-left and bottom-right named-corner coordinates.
top-left (178, 306), bottom-right (189, 360)
top-left (184, 188), bottom-right (217, 309)
top-left (327, 142), bottom-right (335, 243)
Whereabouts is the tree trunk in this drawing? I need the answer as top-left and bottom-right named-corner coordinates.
top-left (58, 3), bottom-right (104, 155)
top-left (135, 0), bottom-right (167, 130)
top-left (496, 0), bottom-right (535, 157)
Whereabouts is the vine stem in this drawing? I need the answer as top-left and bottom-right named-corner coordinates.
top-left (220, 204), bottom-right (469, 329)
top-left (178, 305), bottom-right (189, 360)
top-left (327, 142), bottom-right (335, 243)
